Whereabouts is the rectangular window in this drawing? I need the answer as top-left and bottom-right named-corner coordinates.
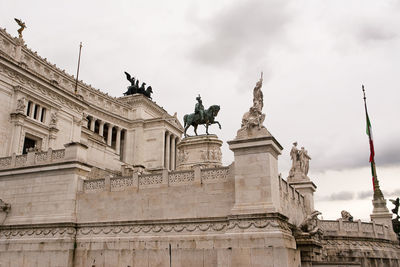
top-left (40, 108), bottom-right (46, 122)
top-left (26, 101), bottom-right (32, 116)
top-left (33, 105), bottom-right (39, 120)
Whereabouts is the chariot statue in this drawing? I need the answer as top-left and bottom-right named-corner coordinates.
top-left (183, 95), bottom-right (221, 137)
top-left (123, 71), bottom-right (153, 98)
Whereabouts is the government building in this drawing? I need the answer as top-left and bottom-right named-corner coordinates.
top-left (0, 26), bottom-right (399, 266)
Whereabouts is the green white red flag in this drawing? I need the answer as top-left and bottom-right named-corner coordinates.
top-left (363, 85), bottom-right (377, 191)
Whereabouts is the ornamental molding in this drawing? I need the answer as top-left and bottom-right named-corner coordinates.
top-left (0, 28), bottom-right (130, 112)
top-left (322, 238), bottom-right (399, 250)
top-left (77, 216), bottom-right (291, 238)
top-left (0, 64), bottom-right (85, 114)
top-left (0, 226), bottom-right (76, 240)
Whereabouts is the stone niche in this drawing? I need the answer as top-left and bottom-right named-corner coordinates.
top-left (176, 134), bottom-right (222, 170)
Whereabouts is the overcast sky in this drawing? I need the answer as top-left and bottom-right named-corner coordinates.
top-left (1, 0), bottom-right (399, 221)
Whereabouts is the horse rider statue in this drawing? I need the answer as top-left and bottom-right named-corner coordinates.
top-left (183, 95), bottom-right (221, 137)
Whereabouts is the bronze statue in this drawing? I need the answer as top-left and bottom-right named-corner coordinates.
top-left (390, 198), bottom-right (400, 238)
top-left (183, 95), bottom-right (221, 137)
top-left (123, 72), bottom-right (153, 99)
top-left (14, 18), bottom-right (26, 38)
top-left (195, 95), bottom-right (205, 121)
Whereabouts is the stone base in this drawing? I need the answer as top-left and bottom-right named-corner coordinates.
top-left (236, 125), bottom-right (272, 140)
top-left (176, 134), bottom-right (222, 170)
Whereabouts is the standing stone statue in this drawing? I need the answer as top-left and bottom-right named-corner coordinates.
top-left (240, 73), bottom-right (266, 131)
top-left (289, 142), bottom-right (311, 178)
top-left (299, 147), bottom-right (311, 175)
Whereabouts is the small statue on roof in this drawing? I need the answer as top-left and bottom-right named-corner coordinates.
top-left (123, 71), bottom-right (153, 99)
top-left (14, 18), bottom-right (27, 38)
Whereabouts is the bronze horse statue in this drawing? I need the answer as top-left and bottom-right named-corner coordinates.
top-left (183, 105), bottom-right (221, 137)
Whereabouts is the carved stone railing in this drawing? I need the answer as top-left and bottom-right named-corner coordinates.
top-left (0, 157), bottom-right (12, 169)
top-left (201, 167), bottom-right (229, 183)
top-left (83, 179), bottom-right (105, 192)
top-left (169, 170), bottom-right (194, 185)
top-left (84, 166), bottom-right (232, 193)
top-left (139, 173), bottom-right (163, 187)
top-left (0, 148), bottom-right (66, 170)
top-left (319, 219), bottom-right (387, 239)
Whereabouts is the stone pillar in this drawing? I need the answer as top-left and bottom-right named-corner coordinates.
top-left (170, 135), bottom-right (176, 170)
top-left (90, 117), bottom-right (96, 132)
top-left (165, 132), bottom-right (171, 170)
top-left (116, 127), bottom-right (122, 154)
top-left (30, 103), bottom-right (36, 118)
top-left (287, 180), bottom-right (317, 215)
top-left (10, 113), bottom-right (25, 155)
top-left (107, 124), bottom-right (113, 146)
top-left (228, 133), bottom-right (283, 215)
top-left (37, 106), bottom-right (42, 121)
top-left (124, 129), bottom-right (134, 165)
top-left (99, 121), bottom-right (105, 137)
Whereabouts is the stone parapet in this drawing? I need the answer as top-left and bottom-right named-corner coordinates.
top-left (83, 166), bottom-right (231, 193)
top-left (0, 148), bottom-right (66, 170)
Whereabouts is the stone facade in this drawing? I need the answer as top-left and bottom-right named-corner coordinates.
top-left (0, 28), bottom-right (399, 266)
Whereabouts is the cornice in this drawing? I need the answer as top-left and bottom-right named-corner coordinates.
top-left (0, 62), bottom-right (86, 114)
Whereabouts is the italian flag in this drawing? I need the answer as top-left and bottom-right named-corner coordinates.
top-left (364, 90), bottom-right (377, 191)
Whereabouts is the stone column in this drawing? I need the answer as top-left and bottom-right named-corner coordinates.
top-left (10, 114), bottom-right (25, 154)
top-left (107, 124), bottom-right (113, 146)
top-left (171, 136), bottom-right (176, 170)
top-left (37, 106), bottom-right (42, 121)
top-left (165, 132), bottom-right (171, 170)
top-left (99, 121), bottom-right (105, 137)
top-left (228, 134), bottom-right (283, 214)
top-left (30, 103), bottom-right (36, 118)
top-left (90, 117), bottom-right (96, 132)
top-left (116, 127), bottom-right (122, 154)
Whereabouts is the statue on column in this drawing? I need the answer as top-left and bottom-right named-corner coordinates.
top-left (289, 142), bottom-right (311, 178)
top-left (239, 73), bottom-right (267, 135)
top-left (183, 95), bottom-right (221, 137)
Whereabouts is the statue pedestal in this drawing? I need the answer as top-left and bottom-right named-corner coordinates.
top-left (228, 128), bottom-right (283, 215)
top-left (176, 134), bottom-right (222, 170)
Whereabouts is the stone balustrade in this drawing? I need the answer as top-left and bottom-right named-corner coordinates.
top-left (83, 166), bottom-right (230, 193)
top-left (0, 148), bottom-right (66, 170)
top-left (319, 219), bottom-right (388, 239)
top-left (279, 177), bottom-right (306, 224)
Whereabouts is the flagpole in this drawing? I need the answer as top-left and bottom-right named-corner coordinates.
top-left (74, 42), bottom-right (83, 94)
top-left (362, 85), bottom-right (383, 200)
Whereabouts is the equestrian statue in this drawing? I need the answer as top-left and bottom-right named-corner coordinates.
top-left (123, 71), bottom-right (153, 99)
top-left (183, 95), bottom-right (221, 137)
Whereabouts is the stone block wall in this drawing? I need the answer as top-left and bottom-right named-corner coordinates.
top-left (78, 167), bottom-right (234, 222)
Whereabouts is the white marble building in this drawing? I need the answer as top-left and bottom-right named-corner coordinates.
top-left (0, 28), bottom-right (399, 267)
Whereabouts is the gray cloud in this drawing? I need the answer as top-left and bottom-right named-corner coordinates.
top-left (190, 0), bottom-right (291, 67)
top-left (311, 140), bottom-right (400, 172)
top-left (356, 24), bottom-right (398, 43)
top-left (317, 191), bottom-right (355, 201)
top-left (319, 188), bottom-right (400, 202)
